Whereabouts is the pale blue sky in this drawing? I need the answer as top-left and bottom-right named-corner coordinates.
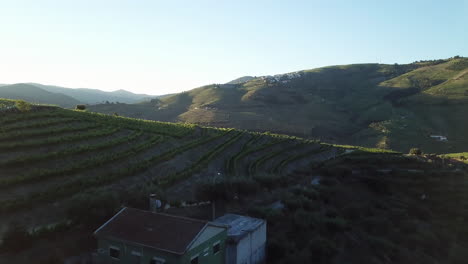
top-left (1, 0), bottom-right (467, 95)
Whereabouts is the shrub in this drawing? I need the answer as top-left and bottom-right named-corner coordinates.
top-left (409, 148), bottom-right (422, 155)
top-left (75, 104), bottom-right (86, 110)
top-left (229, 177), bottom-right (260, 196)
top-left (253, 174), bottom-right (287, 190)
top-left (15, 100), bottom-right (32, 112)
top-left (247, 206), bottom-right (282, 220)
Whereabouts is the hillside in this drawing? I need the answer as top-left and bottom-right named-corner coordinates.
top-left (0, 84), bottom-right (81, 108)
top-left (1, 99), bottom-right (468, 264)
top-left (89, 57), bottom-right (468, 153)
top-left (0, 99), bottom-right (341, 262)
top-left (29, 83), bottom-right (159, 104)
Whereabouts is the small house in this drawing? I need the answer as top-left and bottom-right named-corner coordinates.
top-left (214, 214), bottom-right (267, 264)
top-left (94, 207), bottom-right (228, 264)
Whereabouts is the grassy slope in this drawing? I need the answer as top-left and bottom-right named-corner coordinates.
top-left (88, 58), bottom-right (468, 153)
top-left (362, 58), bottom-right (468, 153)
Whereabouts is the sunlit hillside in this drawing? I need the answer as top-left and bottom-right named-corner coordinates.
top-left (89, 57), bottom-right (468, 153)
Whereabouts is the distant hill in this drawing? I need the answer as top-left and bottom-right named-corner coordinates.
top-left (88, 57), bottom-right (468, 153)
top-left (0, 83), bottom-right (81, 107)
top-left (28, 83), bottom-right (159, 104)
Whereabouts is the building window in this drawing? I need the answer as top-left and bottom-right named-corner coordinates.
top-left (109, 247), bottom-right (120, 259)
top-left (190, 255), bottom-right (199, 264)
top-left (213, 241), bottom-right (221, 254)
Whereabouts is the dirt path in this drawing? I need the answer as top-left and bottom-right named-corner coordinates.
top-left (453, 69), bottom-right (468, 80)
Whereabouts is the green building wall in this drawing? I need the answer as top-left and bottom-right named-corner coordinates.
top-left (96, 228), bottom-right (227, 264)
top-left (182, 228), bottom-right (227, 264)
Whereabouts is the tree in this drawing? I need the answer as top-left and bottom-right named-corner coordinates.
top-left (75, 104), bottom-right (86, 110)
top-left (409, 148), bottom-right (422, 155)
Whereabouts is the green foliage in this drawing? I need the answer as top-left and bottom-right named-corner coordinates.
top-left (441, 152), bottom-right (468, 163)
top-left (409, 147), bottom-right (422, 155)
top-left (447, 58), bottom-right (468, 71)
top-left (63, 108), bottom-right (196, 137)
top-left (0, 130), bottom-right (142, 167)
top-left (15, 100), bottom-right (32, 112)
top-left (0, 122), bottom-right (99, 143)
top-left (0, 126), bottom-right (118, 150)
top-left (158, 130), bottom-right (243, 186)
top-left (75, 104), bottom-right (86, 110)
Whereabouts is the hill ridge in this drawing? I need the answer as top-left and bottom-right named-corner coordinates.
top-left (89, 57), bottom-right (468, 153)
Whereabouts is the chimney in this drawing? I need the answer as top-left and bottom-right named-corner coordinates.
top-left (149, 194), bottom-right (162, 213)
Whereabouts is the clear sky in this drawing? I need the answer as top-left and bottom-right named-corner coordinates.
top-left (1, 0), bottom-right (467, 95)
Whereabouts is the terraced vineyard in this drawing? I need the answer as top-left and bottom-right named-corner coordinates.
top-left (3, 99), bottom-right (467, 264)
top-left (0, 100), bottom-right (349, 242)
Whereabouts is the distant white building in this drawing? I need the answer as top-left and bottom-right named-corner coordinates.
top-left (430, 135), bottom-right (448, 142)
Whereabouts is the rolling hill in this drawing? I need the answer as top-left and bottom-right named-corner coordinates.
top-left (88, 57), bottom-right (468, 153)
top-left (0, 83), bottom-right (162, 106)
top-left (1, 99), bottom-right (467, 264)
top-left (0, 84), bottom-right (81, 108)
top-left (28, 83), bottom-right (159, 104)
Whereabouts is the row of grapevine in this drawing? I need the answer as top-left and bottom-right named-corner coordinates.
top-left (0, 122), bottom-right (100, 142)
top-left (247, 141), bottom-right (306, 177)
top-left (271, 144), bottom-right (328, 174)
top-left (0, 127), bottom-right (119, 150)
top-left (0, 134), bottom-right (163, 188)
top-left (0, 130), bottom-right (142, 167)
top-left (231, 138), bottom-right (288, 177)
top-left (57, 109), bottom-right (197, 138)
top-left (225, 133), bottom-right (261, 175)
top-left (158, 131), bottom-right (245, 186)
top-left (0, 117), bottom-right (77, 133)
top-left (0, 130), bottom-right (233, 212)
top-left (0, 109), bottom-right (62, 127)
